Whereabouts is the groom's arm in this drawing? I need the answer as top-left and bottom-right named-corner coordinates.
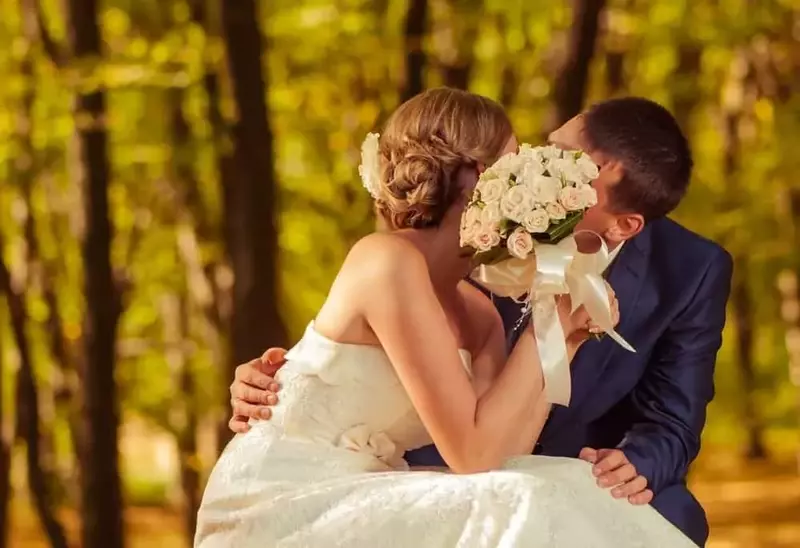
top-left (618, 248), bottom-right (732, 494)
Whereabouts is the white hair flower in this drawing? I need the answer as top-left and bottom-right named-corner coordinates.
top-left (358, 132), bottom-right (382, 199)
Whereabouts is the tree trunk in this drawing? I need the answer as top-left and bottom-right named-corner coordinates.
top-left (721, 53), bottom-right (767, 460)
top-left (168, 86), bottom-right (206, 545)
top-left (218, 0), bottom-right (288, 448)
top-left (439, 2), bottom-right (478, 91)
top-left (66, 0), bottom-right (125, 546)
top-left (177, 294), bottom-right (199, 544)
top-left (776, 267), bottom-right (800, 471)
top-left (729, 270), bottom-right (766, 459)
top-left (189, 0), bottom-right (237, 453)
top-left (672, 42), bottom-right (702, 135)
top-left (401, 0), bottom-right (428, 101)
top-left (0, 245), bottom-right (69, 548)
top-left (0, 283), bottom-right (10, 548)
top-left (605, 49), bottom-right (624, 96)
top-left (550, 0), bottom-right (606, 131)
top-left (5, 19), bottom-right (70, 546)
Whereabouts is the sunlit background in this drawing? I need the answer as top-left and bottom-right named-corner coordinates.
top-left (1, 0), bottom-right (799, 546)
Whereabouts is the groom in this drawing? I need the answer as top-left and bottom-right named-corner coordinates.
top-left (227, 97), bottom-right (731, 546)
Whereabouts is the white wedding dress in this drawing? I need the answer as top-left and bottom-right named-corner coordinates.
top-left (195, 323), bottom-right (694, 547)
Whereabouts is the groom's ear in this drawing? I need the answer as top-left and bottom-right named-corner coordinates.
top-left (606, 214), bottom-right (645, 243)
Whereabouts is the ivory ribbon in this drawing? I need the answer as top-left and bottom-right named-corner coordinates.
top-left (471, 232), bottom-right (635, 406)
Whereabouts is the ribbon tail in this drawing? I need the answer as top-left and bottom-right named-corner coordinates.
top-left (532, 297), bottom-right (571, 406)
top-left (578, 273), bottom-right (637, 354)
top-left (604, 329), bottom-right (636, 353)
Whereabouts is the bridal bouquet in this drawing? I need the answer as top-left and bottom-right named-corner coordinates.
top-left (460, 144), bottom-right (634, 407)
top-left (460, 144), bottom-right (598, 262)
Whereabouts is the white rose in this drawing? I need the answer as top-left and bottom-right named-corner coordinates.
top-left (500, 184), bottom-right (536, 223)
top-left (473, 224), bottom-right (502, 252)
top-left (546, 157), bottom-right (583, 184)
top-left (575, 153), bottom-right (599, 182)
top-left (487, 152), bottom-right (522, 180)
top-left (578, 184), bottom-right (598, 208)
top-left (480, 202), bottom-right (503, 226)
top-left (459, 207), bottom-right (482, 247)
top-left (545, 201), bottom-right (567, 221)
top-left (558, 186), bottom-right (584, 211)
top-left (521, 208), bottom-right (550, 233)
top-left (517, 157), bottom-right (546, 184)
top-left (541, 144), bottom-right (563, 161)
top-left (506, 227), bottom-right (535, 260)
top-left (524, 174), bottom-right (562, 205)
top-left (475, 176), bottom-right (506, 203)
top-left (517, 144), bottom-right (546, 164)
top-left (460, 221), bottom-right (481, 248)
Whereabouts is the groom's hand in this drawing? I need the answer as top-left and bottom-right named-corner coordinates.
top-left (228, 348), bottom-right (287, 433)
top-left (579, 447), bottom-right (653, 505)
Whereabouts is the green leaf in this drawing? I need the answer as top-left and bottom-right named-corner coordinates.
top-left (535, 211), bottom-right (584, 244)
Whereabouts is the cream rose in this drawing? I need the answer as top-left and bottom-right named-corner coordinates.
top-left (558, 186), bottom-right (584, 211)
top-left (521, 208), bottom-right (550, 233)
top-left (541, 144), bottom-right (562, 161)
top-left (488, 152), bottom-right (522, 180)
top-left (545, 201), bottom-right (567, 221)
top-left (578, 184), bottom-right (598, 208)
top-left (517, 160), bottom-right (546, 188)
top-left (476, 176), bottom-right (506, 203)
top-left (575, 154), bottom-right (600, 182)
top-left (500, 184), bottom-right (536, 223)
top-left (517, 144), bottom-right (546, 165)
top-left (506, 227), bottom-right (535, 260)
top-left (480, 202), bottom-right (502, 226)
top-left (473, 225), bottom-right (502, 252)
top-left (546, 157), bottom-right (583, 183)
top-left (459, 207), bottom-right (482, 247)
top-left (524, 174), bottom-right (562, 205)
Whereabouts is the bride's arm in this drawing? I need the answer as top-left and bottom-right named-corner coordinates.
top-left (467, 293), bottom-right (586, 458)
top-left (358, 237), bottom-right (577, 474)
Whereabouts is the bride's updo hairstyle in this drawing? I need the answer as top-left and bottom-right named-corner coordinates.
top-left (376, 88), bottom-right (513, 230)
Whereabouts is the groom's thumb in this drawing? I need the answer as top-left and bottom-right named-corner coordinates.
top-left (579, 447), bottom-right (598, 464)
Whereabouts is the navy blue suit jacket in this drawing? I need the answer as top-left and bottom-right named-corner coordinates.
top-left (405, 218), bottom-right (732, 546)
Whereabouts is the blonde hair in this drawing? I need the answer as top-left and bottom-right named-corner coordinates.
top-left (375, 88), bottom-right (513, 230)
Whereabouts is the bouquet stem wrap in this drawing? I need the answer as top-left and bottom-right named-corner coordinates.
top-left (471, 232), bottom-right (635, 406)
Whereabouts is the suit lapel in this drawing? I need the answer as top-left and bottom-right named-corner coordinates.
top-left (544, 227), bottom-right (652, 433)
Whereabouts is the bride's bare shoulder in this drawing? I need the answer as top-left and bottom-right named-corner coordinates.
top-left (343, 232), bottom-right (429, 282)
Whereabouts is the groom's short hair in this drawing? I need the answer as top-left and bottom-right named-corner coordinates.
top-left (582, 97), bottom-right (692, 221)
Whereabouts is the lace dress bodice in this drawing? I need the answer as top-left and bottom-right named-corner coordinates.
top-left (249, 323), bottom-right (471, 470)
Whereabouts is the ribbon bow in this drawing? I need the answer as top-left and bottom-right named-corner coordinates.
top-left (471, 231), bottom-right (635, 406)
top-left (338, 424), bottom-right (408, 470)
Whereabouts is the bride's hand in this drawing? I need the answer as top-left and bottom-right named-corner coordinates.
top-left (557, 281), bottom-right (619, 346)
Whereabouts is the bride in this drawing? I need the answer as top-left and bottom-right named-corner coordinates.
top-left (195, 88), bottom-right (694, 547)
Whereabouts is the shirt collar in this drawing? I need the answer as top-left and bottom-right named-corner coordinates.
top-left (605, 241), bottom-right (623, 271)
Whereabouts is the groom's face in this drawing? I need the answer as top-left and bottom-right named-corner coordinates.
top-left (548, 116), bottom-right (645, 247)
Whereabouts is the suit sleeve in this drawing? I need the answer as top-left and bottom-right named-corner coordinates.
top-left (619, 249), bottom-right (733, 493)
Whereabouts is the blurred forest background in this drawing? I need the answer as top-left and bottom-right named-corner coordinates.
top-left (0, 0), bottom-right (798, 546)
